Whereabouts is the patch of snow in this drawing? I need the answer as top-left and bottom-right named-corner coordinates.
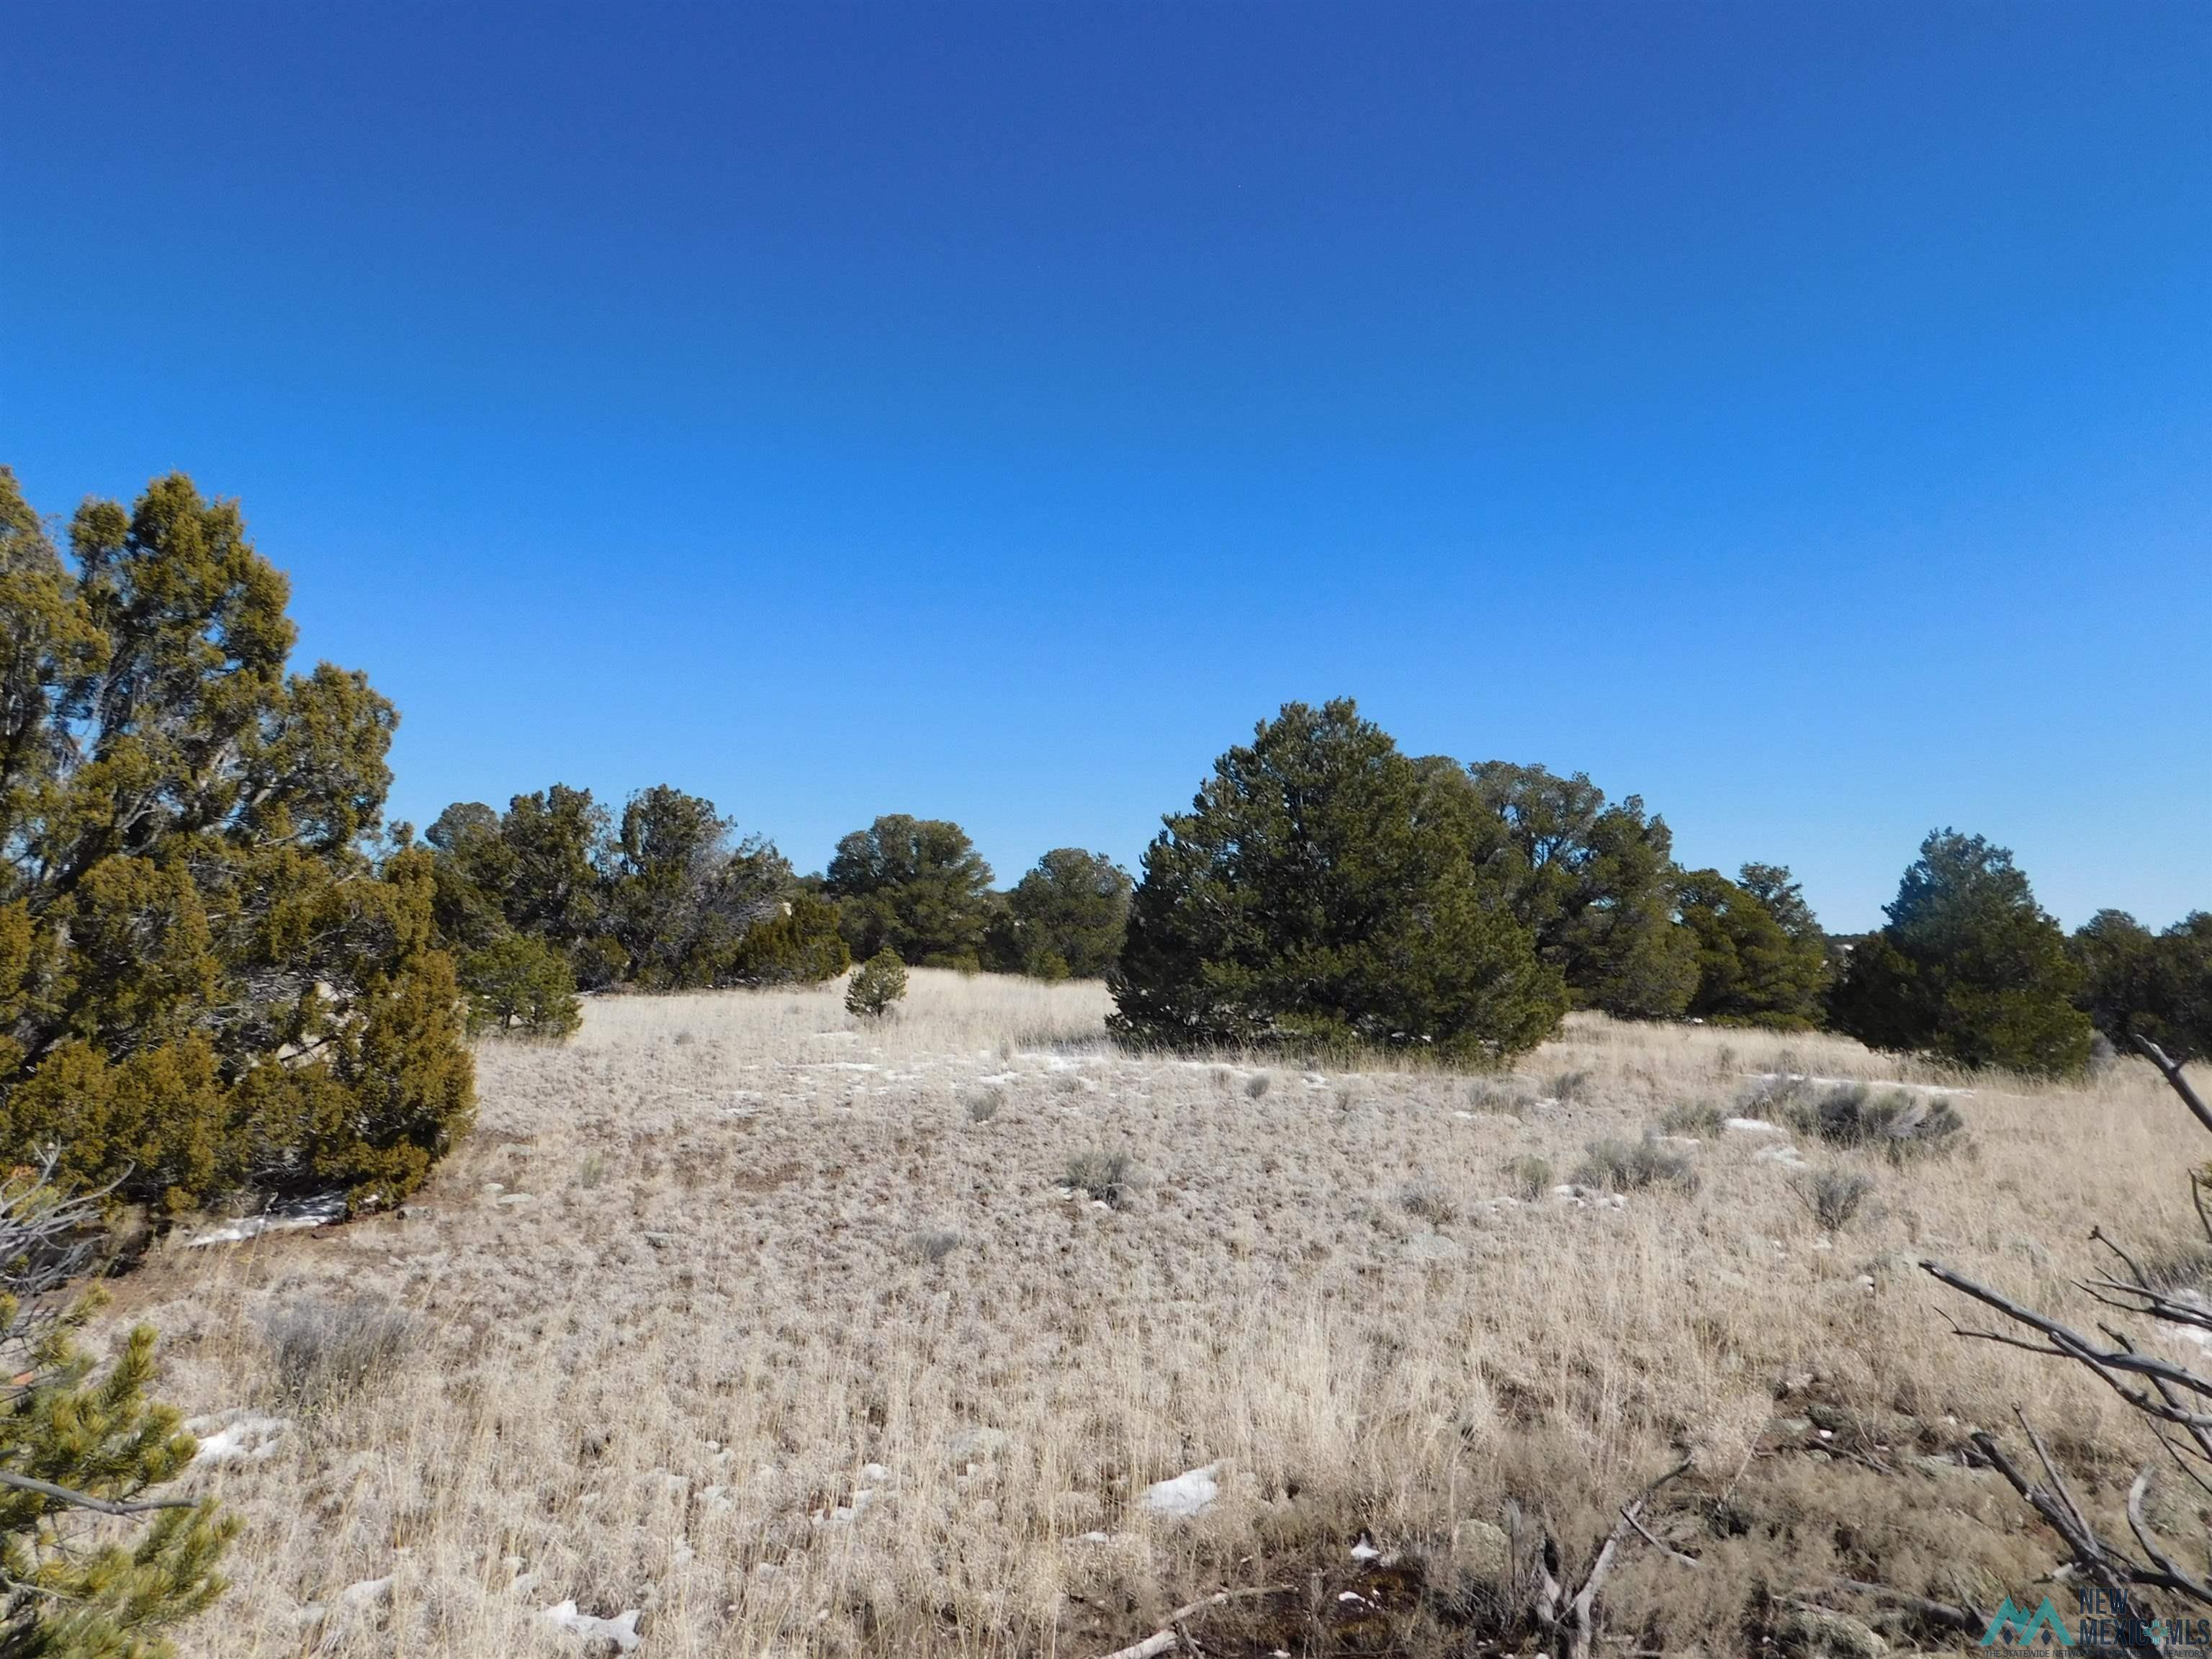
top-left (1724, 1118), bottom-right (1784, 1134)
top-left (1753, 1143), bottom-right (1808, 1169)
top-left (543, 1600), bottom-right (642, 1653)
top-left (187, 1191), bottom-right (346, 1247)
top-left (187, 1409), bottom-right (289, 1464)
top-left (1140, 1463), bottom-right (1219, 1519)
top-left (1349, 1537), bottom-right (1382, 1562)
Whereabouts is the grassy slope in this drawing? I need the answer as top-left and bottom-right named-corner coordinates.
top-left (114, 971), bottom-right (2196, 1656)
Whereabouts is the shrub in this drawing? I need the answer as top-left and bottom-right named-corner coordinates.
top-left (729, 892), bottom-right (852, 986)
top-left (963, 1087), bottom-right (1004, 1123)
top-left (1506, 1154), bottom-right (1554, 1200)
top-left (260, 1295), bottom-right (415, 1412)
top-left (1063, 1148), bottom-right (1136, 1208)
top-left (1797, 1168), bottom-right (1875, 1232)
top-left (1110, 701), bottom-right (1565, 1062)
top-left (1399, 1181), bottom-right (1457, 1226)
top-left (1244, 1072), bottom-right (1273, 1100)
top-left (845, 950), bottom-right (909, 1020)
top-left (1830, 829), bottom-right (2092, 1075)
top-left (1658, 1100), bottom-right (1727, 1137)
top-left (1787, 1082), bottom-right (1964, 1160)
top-left (1547, 1069), bottom-right (1592, 1105)
top-left (901, 1229), bottom-right (960, 1265)
top-left (0, 469), bottom-right (473, 1211)
top-left (1467, 1078), bottom-right (1534, 1116)
top-left (0, 1167), bottom-right (235, 1653)
top-left (460, 935), bottom-right (582, 1037)
top-left (1573, 1133), bottom-right (1699, 1195)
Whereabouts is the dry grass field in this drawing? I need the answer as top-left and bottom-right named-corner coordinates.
top-left (104, 971), bottom-right (2202, 1657)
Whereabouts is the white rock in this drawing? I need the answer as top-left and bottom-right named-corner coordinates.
top-left (544, 1600), bottom-right (642, 1653)
top-left (186, 1409), bottom-right (289, 1464)
top-left (1140, 1463), bottom-right (1218, 1519)
top-left (339, 1576), bottom-right (392, 1607)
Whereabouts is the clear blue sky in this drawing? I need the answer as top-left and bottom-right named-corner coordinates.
top-left (4, 4), bottom-right (2206, 931)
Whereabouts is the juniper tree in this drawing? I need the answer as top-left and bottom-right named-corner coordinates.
top-left (1678, 863), bottom-right (1830, 1028)
top-left (0, 468), bottom-right (472, 1210)
top-left (459, 935), bottom-right (582, 1038)
top-left (1111, 700), bottom-right (1564, 1061)
top-left (2072, 908), bottom-right (2212, 1064)
top-left (824, 815), bottom-right (995, 968)
top-left (728, 892), bottom-right (850, 986)
top-left (1830, 829), bottom-right (2092, 1075)
top-left (992, 849), bottom-right (1132, 980)
top-left (1464, 762), bottom-right (1698, 1020)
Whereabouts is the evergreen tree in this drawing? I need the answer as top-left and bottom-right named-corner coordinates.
top-left (824, 816), bottom-right (995, 968)
top-left (1678, 865), bottom-right (1829, 1028)
top-left (0, 469), bottom-right (472, 1210)
top-left (1464, 762), bottom-right (1698, 1019)
top-left (845, 949), bottom-right (909, 1019)
top-left (606, 787), bottom-right (788, 988)
top-left (1830, 829), bottom-right (2092, 1075)
top-left (990, 850), bottom-right (1132, 979)
top-left (1111, 701), bottom-right (1565, 1061)
top-left (2073, 909), bottom-right (2212, 1064)
top-left (459, 935), bottom-right (582, 1037)
top-left (728, 893), bottom-right (851, 986)
top-left (0, 1171), bottom-right (235, 1656)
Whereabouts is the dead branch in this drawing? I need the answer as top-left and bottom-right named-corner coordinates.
top-left (2134, 1036), bottom-right (2212, 1140)
top-left (1092, 1586), bottom-right (1288, 1659)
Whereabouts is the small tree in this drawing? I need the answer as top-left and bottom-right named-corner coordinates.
top-left (729, 893), bottom-right (851, 986)
top-left (1111, 701), bottom-right (1565, 1061)
top-left (1830, 829), bottom-right (2092, 1075)
top-left (459, 935), bottom-right (582, 1037)
top-left (845, 950), bottom-right (909, 1020)
top-left (0, 1165), bottom-right (235, 1654)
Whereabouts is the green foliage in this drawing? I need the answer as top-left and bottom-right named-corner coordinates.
top-left (728, 893), bottom-right (851, 986)
top-left (989, 849), bottom-right (1131, 979)
top-left (1110, 700), bottom-right (1565, 1062)
top-left (1464, 762), bottom-right (1698, 1019)
top-left (1572, 1133), bottom-right (1699, 1195)
top-left (0, 1172), bottom-right (235, 1655)
top-left (606, 787), bottom-right (789, 989)
top-left (459, 935), bottom-right (581, 1038)
top-left (1829, 829), bottom-right (2093, 1076)
top-left (426, 785), bottom-right (816, 992)
top-left (844, 949), bottom-right (909, 1019)
top-left (1781, 1080), bottom-right (1966, 1160)
top-left (1678, 864), bottom-right (1830, 1028)
top-left (2072, 909), bottom-right (2212, 1064)
top-left (824, 816), bottom-right (996, 967)
top-left (0, 469), bottom-right (473, 1211)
